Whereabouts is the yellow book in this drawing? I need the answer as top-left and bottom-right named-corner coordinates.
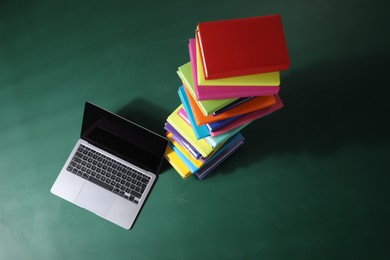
top-left (164, 146), bottom-right (191, 179)
top-left (167, 133), bottom-right (204, 168)
top-left (196, 35), bottom-right (280, 86)
top-left (167, 105), bottom-right (214, 158)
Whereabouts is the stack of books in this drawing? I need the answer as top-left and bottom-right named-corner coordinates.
top-left (164, 14), bottom-right (290, 180)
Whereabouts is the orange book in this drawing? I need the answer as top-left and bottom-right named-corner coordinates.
top-left (182, 83), bottom-right (276, 126)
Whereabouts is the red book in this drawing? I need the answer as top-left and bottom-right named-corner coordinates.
top-left (197, 14), bottom-right (290, 79)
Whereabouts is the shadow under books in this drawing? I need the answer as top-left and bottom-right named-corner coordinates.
top-left (209, 54), bottom-right (390, 177)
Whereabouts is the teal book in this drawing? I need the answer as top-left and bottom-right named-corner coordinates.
top-left (178, 86), bottom-right (210, 140)
top-left (205, 122), bottom-right (249, 148)
top-left (168, 142), bottom-right (198, 173)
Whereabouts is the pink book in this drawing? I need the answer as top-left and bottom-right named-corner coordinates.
top-left (177, 107), bottom-right (191, 126)
top-left (210, 95), bottom-right (284, 136)
top-left (188, 39), bottom-right (279, 100)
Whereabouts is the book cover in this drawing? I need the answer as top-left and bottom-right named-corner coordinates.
top-left (194, 38), bottom-right (280, 87)
top-left (197, 14), bottom-right (290, 79)
top-left (164, 145), bottom-right (191, 179)
top-left (166, 132), bottom-right (204, 169)
top-left (182, 83), bottom-right (276, 126)
top-left (213, 97), bottom-right (255, 116)
top-left (210, 95), bottom-right (284, 136)
top-left (177, 63), bottom-right (237, 116)
top-left (189, 38), bottom-right (280, 100)
top-left (166, 105), bottom-right (214, 158)
top-left (168, 142), bottom-right (198, 173)
top-left (205, 122), bottom-right (248, 148)
top-left (168, 133), bottom-right (244, 179)
top-left (177, 86), bottom-right (209, 140)
top-left (175, 106), bottom-right (236, 149)
top-left (195, 133), bottom-right (245, 180)
top-left (206, 115), bottom-right (242, 132)
top-left (164, 122), bottom-right (202, 160)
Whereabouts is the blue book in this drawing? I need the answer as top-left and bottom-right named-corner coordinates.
top-left (178, 86), bottom-right (210, 139)
top-left (206, 114), bottom-right (242, 132)
top-left (212, 97), bottom-right (255, 116)
top-left (195, 133), bottom-right (245, 180)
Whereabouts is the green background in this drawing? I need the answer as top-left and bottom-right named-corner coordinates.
top-left (1, 0), bottom-right (389, 259)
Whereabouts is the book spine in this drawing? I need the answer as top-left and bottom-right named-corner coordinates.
top-left (197, 86), bottom-right (279, 101)
top-left (196, 30), bottom-right (209, 79)
top-left (205, 64), bottom-right (290, 80)
top-left (164, 123), bottom-right (202, 160)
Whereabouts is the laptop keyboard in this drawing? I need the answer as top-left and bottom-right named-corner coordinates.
top-left (66, 144), bottom-right (151, 204)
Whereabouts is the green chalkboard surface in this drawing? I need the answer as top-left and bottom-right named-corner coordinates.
top-left (1, 0), bottom-right (389, 259)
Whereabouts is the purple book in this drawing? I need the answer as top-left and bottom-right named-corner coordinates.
top-left (164, 122), bottom-right (203, 161)
top-left (206, 115), bottom-right (242, 132)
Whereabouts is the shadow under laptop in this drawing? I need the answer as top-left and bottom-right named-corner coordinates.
top-left (116, 98), bottom-right (171, 173)
top-left (207, 54), bottom-right (390, 178)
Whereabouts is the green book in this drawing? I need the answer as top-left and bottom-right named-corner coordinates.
top-left (177, 62), bottom-right (237, 116)
top-left (167, 105), bottom-right (214, 158)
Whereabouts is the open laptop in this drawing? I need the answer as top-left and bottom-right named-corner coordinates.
top-left (51, 102), bottom-right (168, 229)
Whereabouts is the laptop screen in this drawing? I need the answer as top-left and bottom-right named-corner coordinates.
top-left (80, 102), bottom-right (167, 174)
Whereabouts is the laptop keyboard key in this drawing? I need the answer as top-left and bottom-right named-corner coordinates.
top-left (89, 176), bottom-right (113, 192)
top-left (73, 157), bottom-right (82, 164)
top-left (130, 190), bottom-right (141, 199)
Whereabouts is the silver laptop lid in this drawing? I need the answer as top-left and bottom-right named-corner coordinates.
top-left (81, 102), bottom-right (168, 174)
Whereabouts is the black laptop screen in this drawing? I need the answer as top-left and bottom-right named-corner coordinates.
top-left (80, 102), bottom-right (167, 174)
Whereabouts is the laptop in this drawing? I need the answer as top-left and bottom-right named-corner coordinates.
top-left (51, 102), bottom-right (168, 229)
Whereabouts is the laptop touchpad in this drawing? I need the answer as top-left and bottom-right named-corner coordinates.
top-left (75, 182), bottom-right (115, 217)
